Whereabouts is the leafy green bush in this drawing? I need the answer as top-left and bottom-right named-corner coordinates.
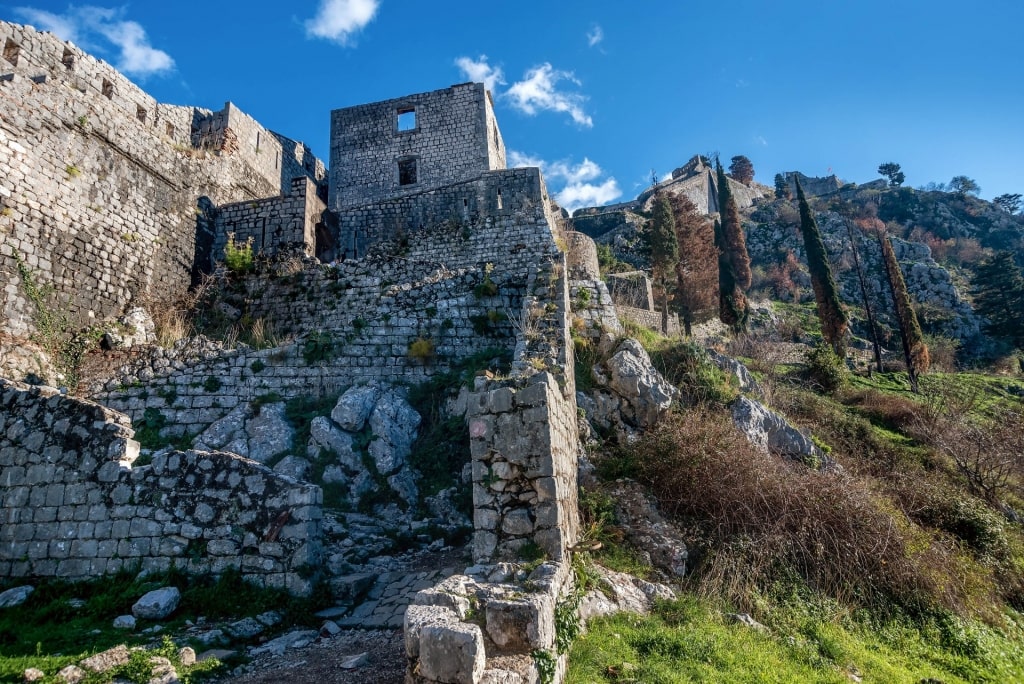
top-left (803, 342), bottom-right (847, 393)
top-left (649, 341), bottom-right (738, 406)
top-left (302, 330), bottom-right (336, 365)
top-left (408, 337), bottom-right (435, 363)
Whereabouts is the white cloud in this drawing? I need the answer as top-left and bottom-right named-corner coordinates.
top-left (455, 55), bottom-right (505, 93)
top-left (587, 25), bottom-right (603, 47)
top-left (15, 5), bottom-right (174, 77)
top-left (506, 63), bottom-right (593, 127)
top-left (509, 151), bottom-right (621, 212)
top-left (755, 135), bottom-right (768, 146)
top-left (305, 0), bottom-right (379, 45)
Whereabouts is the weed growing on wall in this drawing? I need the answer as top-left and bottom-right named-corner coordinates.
top-left (223, 232), bottom-right (254, 274)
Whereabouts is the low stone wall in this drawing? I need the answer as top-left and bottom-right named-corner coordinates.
top-left (616, 304), bottom-right (680, 337)
top-left (213, 177), bottom-right (326, 258)
top-left (0, 379), bottom-right (322, 594)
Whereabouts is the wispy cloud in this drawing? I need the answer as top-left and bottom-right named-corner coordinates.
top-left (454, 55), bottom-right (505, 93)
top-left (510, 151), bottom-right (621, 212)
top-left (755, 135), bottom-right (768, 146)
top-left (15, 5), bottom-right (174, 77)
top-left (305, 0), bottom-right (379, 45)
top-left (506, 64), bottom-right (592, 127)
top-left (586, 24), bottom-right (603, 47)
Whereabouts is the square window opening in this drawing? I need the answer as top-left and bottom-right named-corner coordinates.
top-left (62, 47), bottom-right (75, 69)
top-left (3, 39), bottom-right (20, 66)
top-left (397, 108), bottom-right (416, 132)
top-left (136, 106), bottom-right (147, 124)
top-left (101, 79), bottom-right (113, 99)
top-left (165, 122), bottom-right (175, 137)
top-left (398, 158), bottom-right (417, 186)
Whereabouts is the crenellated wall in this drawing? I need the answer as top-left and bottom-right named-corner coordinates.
top-left (0, 379), bottom-right (322, 593)
top-left (0, 21), bottom-right (323, 341)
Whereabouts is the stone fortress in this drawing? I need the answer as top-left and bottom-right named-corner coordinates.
top-left (0, 19), bottom-right (654, 683)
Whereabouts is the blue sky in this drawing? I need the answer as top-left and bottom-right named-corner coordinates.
top-left (4, 1), bottom-right (1022, 211)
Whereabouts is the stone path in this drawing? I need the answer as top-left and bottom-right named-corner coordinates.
top-left (316, 566), bottom-right (459, 629)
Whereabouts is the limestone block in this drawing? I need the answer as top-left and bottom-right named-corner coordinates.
top-left (485, 594), bottom-right (555, 650)
top-left (330, 384), bottom-right (381, 431)
top-left (418, 622), bottom-right (486, 684)
top-left (131, 587), bottom-right (180, 620)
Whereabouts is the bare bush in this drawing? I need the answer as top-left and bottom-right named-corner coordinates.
top-left (911, 391), bottom-right (1024, 502)
top-left (621, 408), bottom-right (971, 613)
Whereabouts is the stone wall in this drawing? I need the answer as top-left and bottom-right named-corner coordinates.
top-left (91, 203), bottom-right (561, 438)
top-left (0, 21), bottom-right (322, 340)
top-left (336, 167), bottom-right (553, 260)
top-left (0, 379), bottom-right (322, 593)
top-left (466, 257), bottom-right (580, 563)
top-left (212, 177), bottom-right (326, 259)
top-left (329, 82), bottom-right (504, 211)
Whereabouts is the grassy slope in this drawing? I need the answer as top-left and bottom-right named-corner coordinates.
top-left (571, 322), bottom-right (1024, 682)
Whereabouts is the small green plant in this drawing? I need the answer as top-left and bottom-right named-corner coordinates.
top-left (250, 359), bottom-right (266, 373)
top-left (64, 165), bottom-right (81, 178)
top-left (121, 231), bottom-right (140, 243)
top-left (76, 114), bottom-right (89, 128)
top-left (474, 262), bottom-right (499, 298)
top-left (203, 375), bottom-right (222, 392)
top-left (134, 408), bottom-right (168, 449)
top-left (533, 649), bottom-right (557, 684)
top-left (574, 287), bottom-right (592, 309)
top-left (302, 330), bottom-right (336, 365)
top-left (223, 232), bottom-right (255, 274)
top-left (408, 337), bottom-right (435, 363)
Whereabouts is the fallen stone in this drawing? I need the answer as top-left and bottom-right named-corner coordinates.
top-left (310, 417), bottom-right (362, 471)
top-left (367, 389), bottom-right (421, 475)
top-left (273, 455), bottom-right (311, 481)
top-left (0, 586), bottom-right (33, 608)
top-left (728, 613), bottom-right (767, 631)
top-left (80, 645), bottom-right (129, 673)
top-left (339, 652), bottom-right (370, 669)
top-left (249, 629), bottom-right (319, 656)
top-left (23, 668), bottom-right (45, 683)
top-left (593, 339), bottom-right (676, 428)
top-left (226, 617), bottom-right (264, 639)
top-left (320, 620), bottom-right (342, 637)
top-left (131, 587), bottom-right (180, 620)
top-left (177, 647), bottom-right (197, 667)
top-left (56, 665), bottom-right (85, 683)
top-left (148, 655), bottom-right (178, 684)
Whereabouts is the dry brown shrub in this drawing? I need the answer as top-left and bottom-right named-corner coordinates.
top-left (628, 408), bottom-right (975, 613)
top-left (840, 388), bottom-right (922, 432)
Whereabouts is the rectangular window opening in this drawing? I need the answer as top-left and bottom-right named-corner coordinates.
top-left (496, 189), bottom-right (503, 210)
top-left (62, 47), bottom-right (75, 69)
top-left (397, 107), bottom-right (416, 132)
top-left (398, 158), bottom-right (417, 186)
top-left (165, 122), bottom-right (175, 137)
top-left (256, 131), bottom-right (261, 152)
top-left (101, 79), bottom-right (113, 99)
top-left (136, 106), bottom-right (147, 124)
top-left (3, 39), bottom-right (20, 66)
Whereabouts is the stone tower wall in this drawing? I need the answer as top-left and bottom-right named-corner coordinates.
top-left (329, 83), bottom-right (505, 211)
top-left (212, 177), bottom-right (327, 259)
top-left (0, 21), bottom-right (323, 340)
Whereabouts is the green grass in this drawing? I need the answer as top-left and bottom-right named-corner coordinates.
top-left (568, 593), bottom-right (1024, 684)
top-left (0, 568), bottom-right (330, 683)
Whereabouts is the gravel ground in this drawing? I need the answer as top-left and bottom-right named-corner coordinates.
top-left (218, 628), bottom-right (406, 684)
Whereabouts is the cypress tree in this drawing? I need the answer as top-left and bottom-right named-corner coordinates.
top-left (646, 194), bottom-right (679, 334)
top-left (716, 161), bottom-right (752, 290)
top-left (715, 218), bottom-right (747, 332)
top-left (715, 161), bottom-right (751, 333)
top-left (879, 233), bottom-right (930, 392)
top-left (669, 193), bottom-right (718, 336)
top-left (972, 251), bottom-right (1024, 347)
top-left (796, 179), bottom-right (848, 356)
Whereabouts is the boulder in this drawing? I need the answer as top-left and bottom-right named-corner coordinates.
top-left (193, 404), bottom-right (247, 453)
top-left (367, 389), bottom-right (421, 475)
top-left (131, 587), bottom-right (180, 620)
top-left (731, 396), bottom-right (824, 467)
top-left (113, 615), bottom-right (136, 630)
top-left (56, 665), bottom-right (85, 683)
top-left (310, 417), bottom-right (362, 471)
top-left (273, 455), bottom-right (311, 481)
top-left (387, 467), bottom-right (419, 506)
top-left (0, 585), bottom-right (33, 608)
top-left (594, 339), bottom-right (676, 428)
top-left (22, 668), bottom-right (44, 683)
top-left (244, 402), bottom-right (293, 463)
top-left (331, 384), bottom-right (381, 432)
top-left (80, 645), bottom-right (129, 673)
top-left (706, 349), bottom-right (760, 395)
